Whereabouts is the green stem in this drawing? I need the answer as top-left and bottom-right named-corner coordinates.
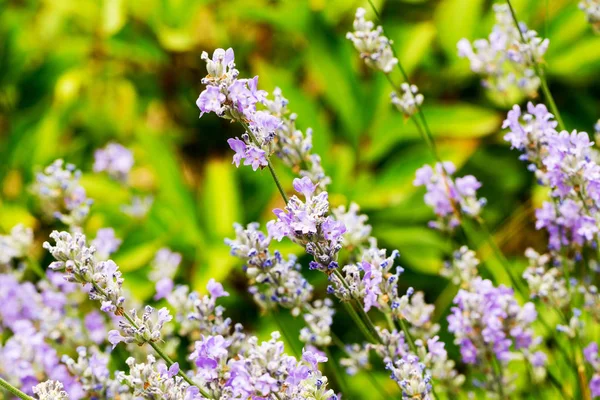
top-left (240, 120), bottom-right (289, 203)
top-left (505, 0), bottom-right (566, 131)
top-left (324, 346), bottom-right (351, 396)
top-left (273, 311), bottom-right (301, 356)
top-left (0, 376), bottom-right (34, 400)
top-left (398, 318), bottom-right (417, 354)
top-left (96, 285), bottom-right (213, 399)
top-left (330, 332), bottom-right (391, 398)
top-left (332, 269), bottom-right (382, 343)
top-left (369, 1), bottom-right (442, 165)
top-left (341, 300), bottom-right (378, 344)
top-left (26, 256), bottom-right (45, 279)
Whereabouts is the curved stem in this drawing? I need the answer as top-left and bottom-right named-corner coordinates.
top-left (95, 284), bottom-right (213, 399)
top-left (505, 0), bottom-right (566, 131)
top-left (240, 121), bottom-right (289, 204)
top-left (0, 376), bottom-right (34, 400)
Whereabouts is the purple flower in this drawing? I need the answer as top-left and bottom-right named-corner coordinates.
top-left (157, 362), bottom-right (180, 379)
top-left (448, 277), bottom-right (541, 366)
top-left (243, 147), bottom-right (268, 171)
top-left (84, 311), bottom-right (107, 345)
top-left (227, 138), bottom-right (247, 167)
top-left (415, 161), bottom-right (485, 230)
top-left (585, 342), bottom-right (599, 365)
top-left (302, 349), bottom-right (327, 369)
top-left (321, 218), bottom-right (346, 241)
top-left (93, 143), bottom-right (134, 181)
top-left (154, 277), bottom-right (174, 300)
top-left (91, 228), bottom-right (121, 260)
top-left (293, 177), bottom-right (317, 199)
top-left (459, 339), bottom-right (477, 364)
top-left (197, 86), bottom-right (226, 117)
top-left (256, 374), bottom-right (278, 395)
top-left (591, 375), bottom-right (600, 398)
top-left (108, 330), bottom-right (126, 349)
top-left (207, 278), bottom-right (229, 298)
top-left (191, 335), bottom-right (230, 370)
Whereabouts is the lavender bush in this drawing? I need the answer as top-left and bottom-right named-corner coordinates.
top-left (1, 1), bottom-right (600, 399)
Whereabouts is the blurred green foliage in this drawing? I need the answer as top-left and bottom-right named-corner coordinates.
top-left (1, 0), bottom-right (599, 397)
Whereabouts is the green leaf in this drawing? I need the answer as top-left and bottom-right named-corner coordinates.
top-left (113, 240), bottom-right (162, 272)
top-left (434, 0), bottom-right (485, 61)
top-left (366, 103), bottom-right (501, 162)
top-left (198, 158), bottom-right (242, 241)
top-left (374, 225), bottom-right (450, 274)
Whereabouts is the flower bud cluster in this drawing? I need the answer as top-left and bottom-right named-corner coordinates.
top-left (346, 8), bottom-right (398, 73)
top-left (414, 161), bottom-right (486, 231)
top-left (93, 142), bottom-right (134, 182)
top-left (32, 159), bottom-right (92, 227)
top-left (457, 4), bottom-right (548, 96)
top-left (0, 224), bottom-right (33, 271)
top-left (226, 222), bottom-right (313, 316)
top-left (268, 177), bottom-right (346, 272)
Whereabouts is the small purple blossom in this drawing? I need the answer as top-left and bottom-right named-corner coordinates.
top-left (196, 86), bottom-right (226, 117)
top-left (93, 142), bottom-right (134, 182)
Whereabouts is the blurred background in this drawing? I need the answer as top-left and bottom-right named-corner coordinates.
top-left (1, 0), bottom-right (599, 396)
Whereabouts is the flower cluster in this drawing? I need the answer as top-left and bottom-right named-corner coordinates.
top-left (197, 48), bottom-right (280, 171)
top-left (391, 83), bottom-right (424, 118)
top-left (117, 355), bottom-right (198, 399)
top-left (346, 8), bottom-right (398, 73)
top-left (32, 380), bottom-right (70, 400)
top-left (329, 243), bottom-right (400, 310)
top-left (441, 246), bottom-right (480, 286)
top-left (0, 224), bottom-right (33, 271)
top-left (503, 102), bottom-right (600, 252)
top-left (386, 354), bottom-right (432, 399)
top-left (32, 159), bottom-right (92, 227)
top-left (189, 332), bottom-right (337, 399)
top-left (265, 87), bottom-right (331, 190)
top-left (332, 203), bottom-right (373, 251)
top-left (414, 161), bottom-right (486, 231)
top-left (457, 4), bottom-right (549, 96)
top-left (226, 222), bottom-right (313, 316)
top-left (448, 276), bottom-right (545, 392)
top-left (44, 231), bottom-right (126, 315)
top-left (300, 299), bottom-right (335, 347)
top-left (108, 306), bottom-right (172, 348)
top-left (166, 279), bottom-right (235, 338)
top-left (580, 0), bottom-right (600, 31)
top-left (522, 248), bottom-right (571, 310)
top-left (91, 228), bottom-right (121, 261)
top-left (93, 142), bottom-right (134, 182)
top-left (268, 177), bottom-right (346, 272)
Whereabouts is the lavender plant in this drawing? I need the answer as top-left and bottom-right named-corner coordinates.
top-left (1, 2), bottom-right (599, 400)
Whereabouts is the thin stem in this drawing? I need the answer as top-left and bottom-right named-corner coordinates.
top-left (26, 256), bottom-right (45, 279)
top-left (324, 346), bottom-right (351, 396)
top-left (96, 284), bottom-right (213, 399)
top-left (341, 300), bottom-right (378, 344)
top-left (330, 332), bottom-right (391, 398)
top-left (273, 311), bottom-right (301, 356)
top-left (0, 376), bottom-right (34, 400)
top-left (369, 0), bottom-right (442, 165)
top-left (240, 120), bottom-right (289, 204)
top-left (505, 0), bottom-right (566, 131)
top-left (333, 269), bottom-right (382, 343)
top-left (398, 318), bottom-right (417, 354)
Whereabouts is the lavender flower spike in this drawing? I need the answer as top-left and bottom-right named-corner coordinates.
top-left (346, 8), bottom-right (398, 73)
top-left (93, 142), bottom-right (134, 182)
